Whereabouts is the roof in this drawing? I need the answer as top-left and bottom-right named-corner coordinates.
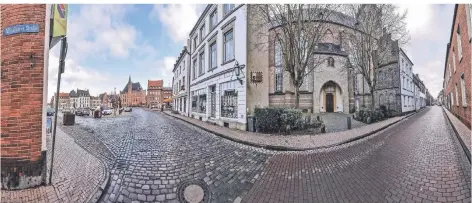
top-left (69, 90), bottom-right (77, 97)
top-left (399, 48), bottom-right (414, 66)
top-left (189, 4), bottom-right (212, 36)
top-left (173, 46), bottom-right (190, 72)
top-left (59, 93), bottom-right (69, 97)
top-left (122, 82), bottom-right (143, 93)
top-left (99, 93), bottom-right (106, 101)
top-left (148, 80), bottom-right (163, 89)
top-left (77, 89), bottom-right (90, 97)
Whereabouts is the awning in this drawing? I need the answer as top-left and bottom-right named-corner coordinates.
top-left (163, 98), bottom-right (172, 103)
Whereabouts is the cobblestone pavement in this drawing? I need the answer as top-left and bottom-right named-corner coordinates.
top-left (1, 128), bottom-right (106, 203)
top-left (61, 106), bottom-right (470, 203)
top-left (62, 109), bottom-right (273, 203)
top-left (244, 106), bottom-right (471, 203)
top-left (314, 113), bottom-right (366, 133)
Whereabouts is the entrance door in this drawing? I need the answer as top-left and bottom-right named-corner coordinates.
top-left (326, 93), bottom-right (334, 112)
top-left (210, 86), bottom-right (216, 118)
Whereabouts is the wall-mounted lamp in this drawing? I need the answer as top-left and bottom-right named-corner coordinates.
top-left (29, 54), bottom-right (36, 69)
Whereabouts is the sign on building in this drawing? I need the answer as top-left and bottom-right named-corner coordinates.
top-left (3, 24), bottom-right (39, 36)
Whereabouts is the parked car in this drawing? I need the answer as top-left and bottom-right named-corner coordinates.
top-left (75, 108), bottom-right (90, 116)
top-left (47, 107), bottom-right (55, 116)
top-left (124, 107), bottom-right (132, 112)
top-left (102, 108), bottom-right (113, 115)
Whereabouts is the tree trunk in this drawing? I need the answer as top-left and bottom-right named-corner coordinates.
top-left (295, 85), bottom-right (300, 109)
top-left (370, 89), bottom-right (375, 110)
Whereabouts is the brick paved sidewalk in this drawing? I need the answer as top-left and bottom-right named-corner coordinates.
top-left (1, 128), bottom-right (108, 203)
top-left (443, 107), bottom-right (471, 160)
top-left (163, 111), bottom-right (413, 151)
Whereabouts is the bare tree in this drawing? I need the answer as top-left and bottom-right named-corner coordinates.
top-left (249, 4), bottom-right (340, 108)
top-left (342, 4), bottom-right (409, 110)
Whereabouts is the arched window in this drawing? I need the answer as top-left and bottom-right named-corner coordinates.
top-left (327, 57), bottom-right (335, 67)
top-left (324, 29), bottom-right (334, 44)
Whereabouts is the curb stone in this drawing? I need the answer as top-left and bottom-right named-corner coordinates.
top-left (442, 107), bottom-right (471, 163)
top-left (162, 109), bottom-right (422, 152)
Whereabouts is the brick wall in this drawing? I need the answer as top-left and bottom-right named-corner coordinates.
top-left (1, 4), bottom-right (47, 189)
top-left (444, 4), bottom-right (471, 129)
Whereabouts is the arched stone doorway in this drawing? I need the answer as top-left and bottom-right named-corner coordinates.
top-left (319, 81), bottom-right (343, 113)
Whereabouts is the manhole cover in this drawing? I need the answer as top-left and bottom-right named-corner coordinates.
top-left (177, 179), bottom-right (210, 203)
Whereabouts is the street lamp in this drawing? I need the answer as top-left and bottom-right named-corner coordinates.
top-left (233, 60), bottom-right (245, 85)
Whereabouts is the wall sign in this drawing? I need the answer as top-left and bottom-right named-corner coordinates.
top-left (3, 24), bottom-right (39, 36)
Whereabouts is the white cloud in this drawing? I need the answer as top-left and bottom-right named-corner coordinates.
top-left (149, 4), bottom-right (206, 43)
top-left (47, 53), bottom-right (111, 98)
top-left (67, 5), bottom-right (138, 59)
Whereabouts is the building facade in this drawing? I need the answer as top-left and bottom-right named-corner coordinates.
top-left (147, 80), bottom-right (163, 108)
top-left (99, 92), bottom-right (109, 108)
top-left (56, 92), bottom-right (70, 110)
top-left (1, 4), bottom-right (48, 189)
top-left (90, 96), bottom-right (101, 108)
top-left (76, 89), bottom-right (90, 108)
top-left (443, 4), bottom-right (471, 128)
top-left (189, 4), bottom-right (248, 130)
top-left (120, 76), bottom-right (146, 107)
top-left (173, 46), bottom-right (191, 115)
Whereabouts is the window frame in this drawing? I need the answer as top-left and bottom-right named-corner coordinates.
top-left (199, 51), bottom-right (205, 76)
top-left (200, 24), bottom-right (206, 43)
top-left (461, 73), bottom-right (467, 107)
top-left (223, 28), bottom-right (235, 63)
top-left (209, 41), bottom-right (217, 71)
top-left (210, 9), bottom-right (218, 31)
top-left (223, 4), bottom-right (235, 16)
top-left (456, 25), bottom-right (462, 61)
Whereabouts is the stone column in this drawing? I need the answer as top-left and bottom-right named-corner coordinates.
top-left (1, 4), bottom-right (48, 189)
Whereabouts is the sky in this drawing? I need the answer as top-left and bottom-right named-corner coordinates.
top-left (47, 4), bottom-right (454, 99)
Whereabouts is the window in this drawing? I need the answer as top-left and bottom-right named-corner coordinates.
top-left (404, 96), bottom-right (406, 107)
top-left (223, 4), bottom-right (235, 16)
top-left (200, 24), bottom-right (206, 42)
top-left (224, 29), bottom-right (234, 62)
top-left (193, 36), bottom-right (198, 51)
top-left (210, 9), bottom-right (218, 30)
top-left (193, 59), bottom-right (197, 79)
top-left (183, 61), bottom-right (185, 71)
top-left (403, 77), bottom-right (405, 89)
top-left (221, 90), bottom-right (238, 118)
top-left (449, 63), bottom-right (452, 79)
top-left (407, 79), bottom-right (409, 90)
top-left (199, 52), bottom-right (205, 75)
top-left (182, 77), bottom-right (185, 91)
top-left (275, 41), bottom-right (283, 92)
top-left (209, 41), bottom-right (217, 70)
top-left (461, 74), bottom-right (467, 107)
top-left (327, 57), bottom-right (334, 67)
top-left (452, 50), bottom-right (456, 73)
top-left (457, 25), bottom-right (462, 60)
top-left (455, 84), bottom-right (459, 106)
top-left (378, 70), bottom-right (382, 81)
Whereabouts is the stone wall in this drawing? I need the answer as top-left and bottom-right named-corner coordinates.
top-left (1, 4), bottom-right (47, 189)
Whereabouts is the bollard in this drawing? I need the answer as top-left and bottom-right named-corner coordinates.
top-left (347, 117), bottom-right (352, 130)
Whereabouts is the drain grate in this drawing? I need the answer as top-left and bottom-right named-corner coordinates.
top-left (177, 179), bottom-right (211, 203)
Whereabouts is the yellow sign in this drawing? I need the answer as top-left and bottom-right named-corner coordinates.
top-left (52, 4), bottom-right (68, 37)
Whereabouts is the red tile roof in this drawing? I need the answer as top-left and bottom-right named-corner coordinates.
top-left (148, 80), bottom-right (163, 88)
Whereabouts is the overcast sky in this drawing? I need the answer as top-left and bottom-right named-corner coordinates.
top-left (47, 4), bottom-right (454, 99)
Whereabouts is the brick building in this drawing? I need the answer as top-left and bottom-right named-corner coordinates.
top-left (147, 80), bottom-right (163, 108)
top-left (443, 4), bottom-right (471, 129)
top-left (120, 76), bottom-right (146, 107)
top-left (1, 4), bottom-right (48, 189)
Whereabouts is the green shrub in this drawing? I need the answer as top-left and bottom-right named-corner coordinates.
top-left (254, 107), bottom-right (284, 133)
top-left (280, 109), bottom-right (303, 130)
top-left (254, 107), bottom-right (305, 133)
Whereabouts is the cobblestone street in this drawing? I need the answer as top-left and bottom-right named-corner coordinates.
top-left (60, 106), bottom-right (470, 203)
